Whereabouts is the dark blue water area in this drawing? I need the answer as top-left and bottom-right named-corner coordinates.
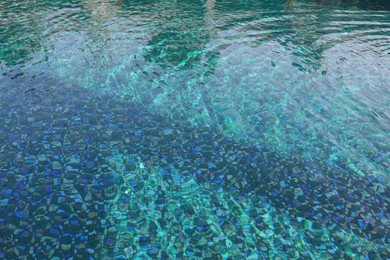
top-left (0, 70), bottom-right (388, 258)
top-left (0, 74), bottom-right (114, 258)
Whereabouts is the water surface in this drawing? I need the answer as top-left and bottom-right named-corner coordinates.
top-left (0, 0), bottom-right (389, 258)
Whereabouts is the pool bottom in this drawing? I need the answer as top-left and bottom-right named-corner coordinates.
top-left (0, 80), bottom-right (388, 259)
top-left (101, 133), bottom-right (388, 259)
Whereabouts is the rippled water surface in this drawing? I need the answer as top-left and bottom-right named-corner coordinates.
top-left (0, 0), bottom-right (389, 258)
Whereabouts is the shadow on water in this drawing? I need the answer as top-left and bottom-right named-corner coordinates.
top-left (0, 75), bottom-right (112, 258)
top-left (0, 70), bottom-right (388, 258)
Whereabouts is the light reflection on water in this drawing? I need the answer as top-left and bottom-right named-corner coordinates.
top-left (0, 0), bottom-right (389, 258)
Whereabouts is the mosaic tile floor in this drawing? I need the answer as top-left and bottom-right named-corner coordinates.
top-left (0, 0), bottom-right (389, 259)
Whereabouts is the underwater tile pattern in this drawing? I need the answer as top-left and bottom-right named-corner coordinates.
top-left (0, 0), bottom-right (389, 259)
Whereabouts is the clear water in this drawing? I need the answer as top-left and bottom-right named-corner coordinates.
top-left (0, 0), bottom-right (389, 258)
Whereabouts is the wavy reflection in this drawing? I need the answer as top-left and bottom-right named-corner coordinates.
top-left (0, 0), bottom-right (389, 258)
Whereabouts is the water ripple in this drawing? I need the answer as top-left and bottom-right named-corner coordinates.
top-left (0, 0), bottom-right (389, 258)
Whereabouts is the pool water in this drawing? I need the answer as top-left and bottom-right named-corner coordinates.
top-left (0, 0), bottom-right (389, 258)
